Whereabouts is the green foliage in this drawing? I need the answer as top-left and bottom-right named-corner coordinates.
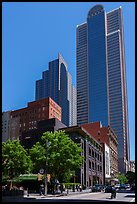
top-left (2, 140), bottom-right (33, 180)
top-left (125, 171), bottom-right (135, 184)
top-left (61, 170), bottom-right (75, 183)
top-left (29, 130), bottom-right (83, 182)
top-left (118, 173), bottom-right (128, 184)
top-left (2, 131), bottom-right (83, 184)
top-left (29, 142), bottom-right (46, 173)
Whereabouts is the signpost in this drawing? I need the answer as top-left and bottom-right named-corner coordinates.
top-left (44, 140), bottom-right (51, 196)
top-left (39, 169), bottom-right (44, 174)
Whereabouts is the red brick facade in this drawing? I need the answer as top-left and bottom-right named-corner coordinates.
top-left (10, 97), bottom-right (61, 140)
top-left (81, 122), bottom-right (118, 179)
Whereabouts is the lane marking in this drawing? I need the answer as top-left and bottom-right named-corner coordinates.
top-left (130, 198), bottom-right (135, 202)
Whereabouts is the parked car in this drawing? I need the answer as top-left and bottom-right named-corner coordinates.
top-left (130, 184), bottom-right (135, 191)
top-left (98, 184), bottom-right (106, 191)
top-left (114, 184), bottom-right (120, 190)
top-left (91, 184), bottom-right (101, 192)
top-left (119, 184), bottom-right (126, 190)
top-left (125, 184), bottom-right (130, 189)
top-left (105, 185), bottom-right (113, 193)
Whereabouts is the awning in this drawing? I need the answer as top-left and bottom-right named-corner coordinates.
top-left (111, 178), bottom-right (119, 181)
top-left (19, 174), bottom-right (38, 181)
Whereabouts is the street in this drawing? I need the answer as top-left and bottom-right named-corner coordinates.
top-left (2, 191), bottom-right (135, 202)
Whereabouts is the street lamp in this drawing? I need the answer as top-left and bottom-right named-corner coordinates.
top-left (44, 139), bottom-right (51, 196)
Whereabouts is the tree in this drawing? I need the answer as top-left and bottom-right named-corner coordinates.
top-left (2, 140), bottom-right (33, 188)
top-left (125, 171), bottom-right (135, 185)
top-left (29, 131), bottom-right (83, 182)
top-left (29, 142), bottom-right (46, 173)
top-left (118, 173), bottom-right (128, 184)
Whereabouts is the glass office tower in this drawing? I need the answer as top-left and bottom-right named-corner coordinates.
top-left (35, 53), bottom-right (77, 127)
top-left (76, 5), bottom-right (130, 173)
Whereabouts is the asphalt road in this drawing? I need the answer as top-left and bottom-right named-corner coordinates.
top-left (2, 191), bottom-right (135, 202)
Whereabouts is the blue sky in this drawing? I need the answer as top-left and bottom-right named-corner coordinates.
top-left (2, 2), bottom-right (135, 160)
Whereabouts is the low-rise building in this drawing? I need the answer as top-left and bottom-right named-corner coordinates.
top-left (2, 111), bottom-right (12, 142)
top-left (101, 143), bottom-right (111, 185)
top-left (130, 161), bottom-right (135, 173)
top-left (81, 122), bottom-right (118, 183)
top-left (60, 125), bottom-right (104, 187)
top-left (9, 97), bottom-right (62, 140)
top-left (20, 118), bottom-right (66, 149)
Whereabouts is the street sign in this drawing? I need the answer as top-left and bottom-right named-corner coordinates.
top-left (39, 169), bottom-right (44, 174)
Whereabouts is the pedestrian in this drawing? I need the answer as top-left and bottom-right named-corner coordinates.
top-left (39, 184), bottom-right (44, 195)
top-left (60, 184), bottom-right (63, 194)
top-left (79, 185), bottom-right (82, 192)
top-left (111, 185), bottom-right (116, 199)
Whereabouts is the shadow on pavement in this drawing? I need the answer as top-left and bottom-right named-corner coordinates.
top-left (2, 197), bottom-right (127, 203)
top-left (125, 194), bottom-right (135, 198)
top-left (117, 190), bottom-right (135, 193)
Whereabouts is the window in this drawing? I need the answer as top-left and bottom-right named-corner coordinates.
top-left (100, 155), bottom-right (102, 162)
top-left (95, 152), bottom-right (97, 158)
top-left (89, 147), bottom-right (91, 156)
top-left (89, 160), bottom-right (91, 169)
top-left (92, 162), bottom-right (94, 170)
top-left (92, 150), bottom-right (94, 157)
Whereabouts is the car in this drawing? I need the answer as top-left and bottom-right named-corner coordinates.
top-left (114, 184), bottom-right (120, 190)
top-left (125, 184), bottom-right (130, 189)
top-left (104, 185), bottom-right (113, 193)
top-left (119, 184), bottom-right (126, 190)
top-left (91, 185), bottom-right (101, 192)
top-left (130, 184), bottom-right (135, 191)
top-left (98, 184), bottom-right (106, 191)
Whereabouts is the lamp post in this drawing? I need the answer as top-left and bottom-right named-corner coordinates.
top-left (44, 140), bottom-right (51, 196)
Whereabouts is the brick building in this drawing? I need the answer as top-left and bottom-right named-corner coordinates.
top-left (81, 122), bottom-right (118, 182)
top-left (10, 97), bottom-right (61, 140)
top-left (60, 125), bottom-right (104, 187)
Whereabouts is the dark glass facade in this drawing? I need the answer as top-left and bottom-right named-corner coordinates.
top-left (35, 79), bottom-right (43, 100)
top-left (35, 53), bottom-right (77, 127)
top-left (49, 59), bottom-right (59, 104)
top-left (76, 23), bottom-right (88, 124)
top-left (76, 5), bottom-right (130, 173)
top-left (87, 7), bottom-right (108, 126)
top-left (60, 63), bottom-right (69, 126)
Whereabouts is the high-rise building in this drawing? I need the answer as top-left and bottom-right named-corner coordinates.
top-left (35, 53), bottom-right (77, 127)
top-left (76, 5), bottom-right (129, 173)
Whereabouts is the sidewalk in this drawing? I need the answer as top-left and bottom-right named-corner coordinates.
top-left (24, 188), bottom-right (92, 198)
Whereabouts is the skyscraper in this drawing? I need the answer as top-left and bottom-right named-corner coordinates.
top-left (76, 5), bottom-right (129, 173)
top-left (35, 53), bottom-right (77, 127)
